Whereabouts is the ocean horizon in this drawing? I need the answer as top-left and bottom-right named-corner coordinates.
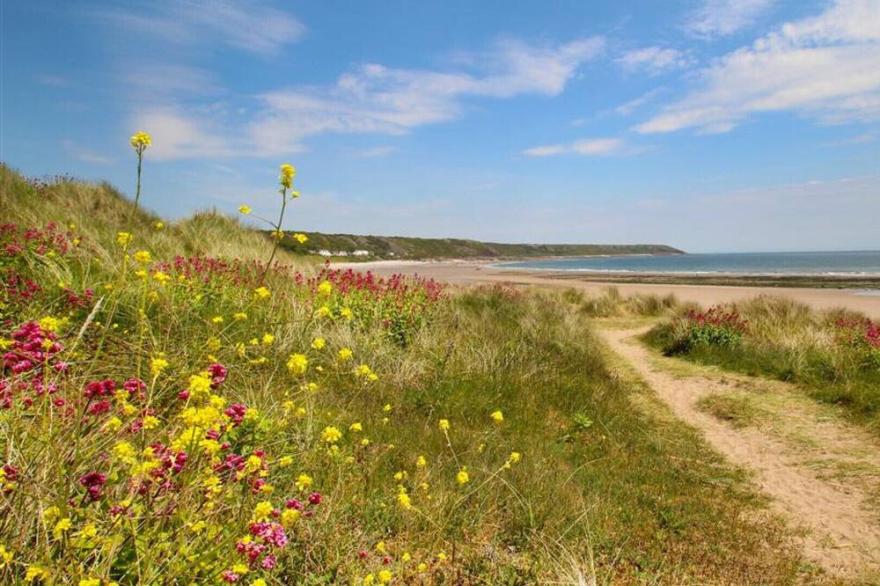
top-left (497, 250), bottom-right (880, 276)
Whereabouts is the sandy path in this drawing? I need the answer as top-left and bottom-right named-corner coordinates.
top-left (342, 261), bottom-right (880, 319)
top-left (600, 327), bottom-right (880, 580)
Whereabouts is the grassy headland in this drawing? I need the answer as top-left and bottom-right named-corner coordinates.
top-left (0, 163), bottom-right (814, 583)
top-left (273, 230), bottom-right (682, 260)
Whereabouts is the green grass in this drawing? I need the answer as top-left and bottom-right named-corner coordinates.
top-left (275, 230), bottom-right (682, 260)
top-left (646, 296), bottom-right (880, 434)
top-left (0, 165), bottom-right (815, 583)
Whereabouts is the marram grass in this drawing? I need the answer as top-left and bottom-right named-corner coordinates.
top-left (0, 160), bottom-right (812, 584)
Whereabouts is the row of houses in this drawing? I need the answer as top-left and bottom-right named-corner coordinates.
top-left (315, 249), bottom-right (380, 257)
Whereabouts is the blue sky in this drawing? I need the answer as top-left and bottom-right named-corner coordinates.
top-left (1, 0), bottom-right (878, 252)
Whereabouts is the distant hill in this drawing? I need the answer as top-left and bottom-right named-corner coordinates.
top-left (276, 231), bottom-right (684, 260)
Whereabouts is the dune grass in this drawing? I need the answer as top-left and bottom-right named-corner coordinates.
top-left (0, 163), bottom-right (814, 583)
top-left (646, 296), bottom-right (880, 433)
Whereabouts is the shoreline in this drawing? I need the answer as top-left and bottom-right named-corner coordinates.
top-left (337, 259), bottom-right (880, 319)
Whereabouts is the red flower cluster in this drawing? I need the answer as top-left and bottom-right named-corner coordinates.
top-left (686, 306), bottom-right (749, 333)
top-left (1, 321), bottom-right (67, 409)
top-left (311, 264), bottom-right (443, 302)
top-left (835, 317), bottom-right (880, 349)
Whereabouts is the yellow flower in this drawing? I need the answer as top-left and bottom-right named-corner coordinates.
top-left (130, 130), bottom-right (152, 151)
top-left (233, 563), bottom-right (250, 575)
top-left (154, 221), bottom-right (164, 230)
top-left (315, 305), bottom-right (331, 318)
top-left (293, 232), bottom-right (308, 244)
top-left (378, 569), bottom-right (393, 584)
top-left (438, 419), bottom-right (450, 431)
top-left (508, 451), bottom-right (522, 464)
top-left (150, 356), bottom-right (169, 377)
top-left (261, 333), bottom-right (275, 345)
top-left (338, 347), bottom-right (353, 361)
top-left (311, 337), bottom-right (326, 350)
top-left (490, 410), bottom-right (504, 424)
top-left (286, 353), bottom-right (309, 375)
top-left (281, 508), bottom-right (300, 528)
top-left (317, 280), bottom-right (333, 295)
top-left (53, 517), bottom-right (72, 538)
top-left (39, 316), bottom-right (61, 332)
top-left (252, 580), bottom-right (267, 586)
top-left (211, 315), bottom-right (224, 324)
top-left (133, 250), bottom-right (152, 264)
top-left (25, 565), bottom-right (48, 582)
top-left (456, 468), bottom-right (470, 485)
top-left (417, 562), bottom-right (428, 572)
top-left (354, 364), bottom-right (376, 381)
top-left (79, 579), bottom-right (101, 586)
top-left (253, 286), bottom-right (271, 300)
top-left (152, 270), bottom-right (170, 284)
top-left (116, 232), bottom-right (132, 248)
top-left (416, 455), bottom-right (427, 468)
top-left (340, 306), bottom-right (354, 320)
top-left (0, 544), bottom-right (13, 568)
top-left (280, 163), bottom-right (296, 188)
top-left (397, 491), bottom-right (412, 510)
top-left (233, 312), bottom-right (248, 321)
top-left (295, 473), bottom-right (313, 491)
top-left (321, 426), bottom-right (342, 443)
top-left (349, 422), bottom-right (363, 432)
top-left (252, 501), bottom-right (274, 522)
top-left (238, 204), bottom-right (252, 215)
top-left (142, 415), bottom-right (160, 430)
top-left (278, 455), bottom-right (293, 467)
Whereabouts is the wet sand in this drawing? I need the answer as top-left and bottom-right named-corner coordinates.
top-left (339, 260), bottom-right (880, 319)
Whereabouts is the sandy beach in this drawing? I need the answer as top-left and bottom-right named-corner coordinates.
top-left (340, 260), bottom-right (880, 319)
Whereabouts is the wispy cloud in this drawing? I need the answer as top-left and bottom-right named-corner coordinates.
top-left (638, 0), bottom-right (880, 134)
top-left (522, 138), bottom-right (628, 157)
top-left (61, 139), bottom-right (112, 164)
top-left (100, 0), bottom-right (305, 56)
top-left (616, 47), bottom-right (693, 74)
top-left (133, 37), bottom-right (604, 159)
top-left (684, 0), bottom-right (775, 38)
top-left (351, 146), bottom-right (397, 159)
top-left (615, 88), bottom-right (665, 116)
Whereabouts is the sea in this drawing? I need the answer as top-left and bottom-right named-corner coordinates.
top-left (497, 251), bottom-right (880, 277)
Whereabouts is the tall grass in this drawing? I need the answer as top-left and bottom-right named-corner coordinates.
top-left (646, 296), bottom-right (880, 432)
top-left (0, 165), bottom-right (809, 583)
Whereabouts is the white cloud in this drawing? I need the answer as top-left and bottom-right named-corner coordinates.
top-left (352, 146), bottom-right (397, 159)
top-left (685, 0), bottom-right (775, 38)
top-left (616, 47), bottom-right (693, 74)
top-left (523, 138), bottom-right (626, 157)
top-left (615, 88), bottom-right (665, 115)
top-left (124, 65), bottom-right (221, 99)
top-left (101, 0), bottom-right (305, 56)
top-left (246, 37), bottom-right (604, 156)
top-left (638, 0), bottom-right (880, 134)
top-left (131, 108), bottom-right (232, 160)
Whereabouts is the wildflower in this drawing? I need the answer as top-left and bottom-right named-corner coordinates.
top-left (53, 517), bottom-right (72, 538)
top-left (315, 305), bottom-right (331, 318)
top-left (286, 353), bottom-right (308, 375)
top-left (38, 315), bottom-right (61, 332)
top-left (349, 422), bottom-right (363, 432)
top-left (116, 232), bottom-right (132, 248)
top-left (340, 306), bottom-right (354, 320)
top-left (437, 551), bottom-right (448, 561)
top-left (378, 570), bottom-right (393, 584)
top-left (0, 544), bottom-right (13, 568)
top-left (281, 508), bottom-right (300, 528)
top-left (113, 441), bottom-right (137, 463)
top-left (153, 270), bottom-right (170, 284)
top-left (397, 491), bottom-right (412, 510)
top-left (261, 333), bottom-right (275, 345)
top-left (355, 364), bottom-right (376, 380)
top-left (438, 419), bottom-right (450, 431)
top-left (416, 455), bottom-right (427, 468)
top-left (338, 347), bottom-right (353, 361)
top-left (25, 565), bottom-right (48, 582)
top-left (252, 580), bottom-right (267, 586)
top-left (252, 501), bottom-right (274, 522)
top-left (278, 455), bottom-right (293, 467)
top-left (253, 286), bottom-right (271, 300)
top-left (456, 468), bottom-right (470, 486)
top-left (133, 250), bottom-right (152, 264)
top-left (293, 233), bottom-right (308, 244)
top-left (280, 163), bottom-right (296, 188)
top-left (295, 473), bottom-right (313, 491)
top-left (383, 404), bottom-right (393, 413)
top-left (311, 337), bottom-right (326, 350)
top-left (143, 415), bottom-right (160, 429)
top-left (154, 221), bottom-right (164, 230)
top-left (417, 562), bottom-right (428, 572)
top-left (321, 426), bottom-right (342, 444)
top-left (130, 130), bottom-right (152, 151)
top-left (211, 315), bottom-right (224, 324)
top-left (150, 356), bottom-right (169, 377)
top-left (509, 451), bottom-right (522, 464)
top-left (80, 579), bottom-right (101, 586)
top-left (233, 312), bottom-right (248, 321)
top-left (317, 280), bottom-right (333, 295)
top-left (238, 205), bottom-right (252, 215)
top-left (490, 410), bottom-right (504, 424)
